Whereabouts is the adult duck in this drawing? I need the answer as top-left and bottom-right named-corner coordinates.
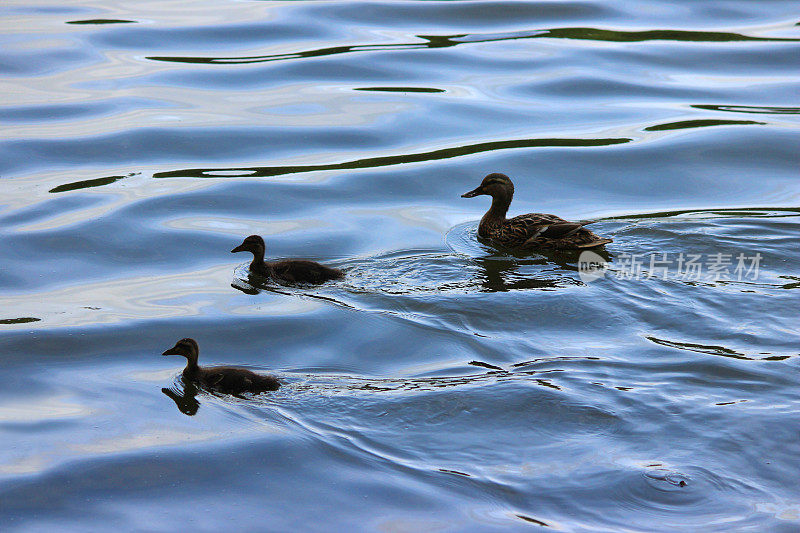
top-left (231, 234), bottom-right (344, 284)
top-left (162, 338), bottom-right (280, 395)
top-left (461, 173), bottom-right (612, 250)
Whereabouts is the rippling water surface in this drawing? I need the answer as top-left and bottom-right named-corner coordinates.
top-left (1, 0), bottom-right (799, 530)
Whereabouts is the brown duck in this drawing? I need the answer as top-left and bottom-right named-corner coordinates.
top-left (162, 338), bottom-right (280, 395)
top-left (461, 173), bottom-right (612, 250)
top-left (231, 234), bottom-right (344, 284)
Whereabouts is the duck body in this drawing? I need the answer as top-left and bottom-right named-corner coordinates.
top-left (479, 211), bottom-right (610, 250)
top-left (257, 259), bottom-right (343, 284)
top-left (232, 235), bottom-right (344, 284)
top-left (162, 338), bottom-right (280, 395)
top-left (462, 173), bottom-right (612, 250)
top-left (183, 365), bottom-right (280, 395)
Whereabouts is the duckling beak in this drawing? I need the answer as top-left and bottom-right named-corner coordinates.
top-left (461, 186), bottom-right (484, 198)
top-left (162, 347), bottom-right (181, 356)
top-left (231, 244), bottom-right (246, 253)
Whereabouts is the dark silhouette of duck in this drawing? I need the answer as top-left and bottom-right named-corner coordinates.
top-left (231, 235), bottom-right (344, 284)
top-left (461, 173), bottom-right (612, 250)
top-left (162, 338), bottom-right (280, 395)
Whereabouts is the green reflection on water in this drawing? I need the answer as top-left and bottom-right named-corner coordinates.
top-left (154, 137), bottom-right (631, 179)
top-left (0, 317), bottom-right (40, 325)
top-left (49, 175), bottom-right (127, 194)
top-left (147, 27), bottom-right (799, 65)
top-left (646, 336), bottom-right (790, 361)
top-left (355, 87), bottom-right (445, 93)
top-left (645, 119), bottom-right (765, 132)
top-left (692, 105), bottom-right (800, 115)
top-left (66, 19), bottom-right (136, 25)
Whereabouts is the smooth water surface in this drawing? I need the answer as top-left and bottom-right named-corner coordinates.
top-left (1, 0), bottom-right (799, 530)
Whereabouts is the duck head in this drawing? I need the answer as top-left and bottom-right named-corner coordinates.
top-left (231, 235), bottom-right (265, 256)
top-left (461, 173), bottom-right (515, 199)
top-left (162, 338), bottom-right (199, 365)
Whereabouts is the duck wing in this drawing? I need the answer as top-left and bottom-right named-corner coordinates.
top-left (200, 367), bottom-right (230, 389)
top-left (490, 213), bottom-right (571, 248)
top-left (534, 222), bottom-right (585, 239)
top-left (200, 366), bottom-right (280, 394)
top-left (271, 260), bottom-right (343, 284)
top-left (490, 213), bottom-right (611, 249)
top-left (199, 366), bottom-right (250, 393)
top-left (521, 218), bottom-right (612, 249)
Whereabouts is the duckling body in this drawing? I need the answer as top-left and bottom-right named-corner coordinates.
top-left (232, 235), bottom-right (344, 284)
top-left (162, 338), bottom-right (280, 395)
top-left (462, 173), bottom-right (612, 250)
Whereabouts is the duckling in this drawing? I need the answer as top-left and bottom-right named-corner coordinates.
top-left (461, 173), bottom-right (612, 250)
top-left (162, 338), bottom-right (280, 395)
top-left (231, 235), bottom-right (344, 284)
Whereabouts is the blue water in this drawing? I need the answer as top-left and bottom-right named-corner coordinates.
top-left (1, 0), bottom-right (799, 530)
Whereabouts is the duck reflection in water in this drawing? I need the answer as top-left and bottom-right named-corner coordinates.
top-left (476, 256), bottom-right (560, 291)
top-left (474, 246), bottom-right (612, 292)
top-left (161, 382), bottom-right (201, 416)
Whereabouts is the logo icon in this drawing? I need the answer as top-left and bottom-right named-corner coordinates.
top-left (578, 250), bottom-right (608, 283)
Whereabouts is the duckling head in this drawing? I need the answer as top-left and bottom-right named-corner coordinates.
top-left (231, 235), bottom-right (265, 256)
top-left (461, 173), bottom-right (514, 199)
top-left (162, 338), bottom-right (199, 365)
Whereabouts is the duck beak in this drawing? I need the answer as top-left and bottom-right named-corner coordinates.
top-left (231, 244), bottom-right (245, 253)
top-left (162, 347), bottom-right (180, 356)
top-left (461, 186), bottom-right (484, 198)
